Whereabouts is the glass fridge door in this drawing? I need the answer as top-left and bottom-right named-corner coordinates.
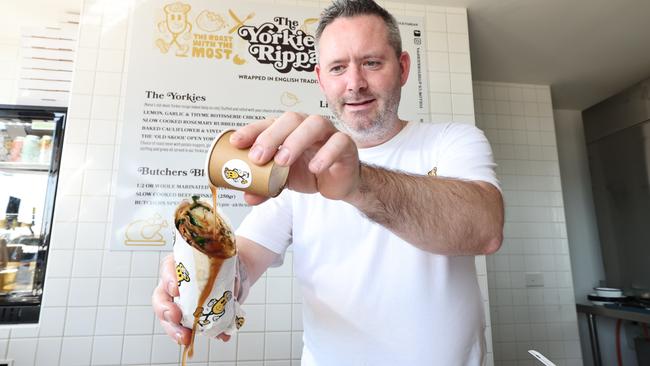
top-left (0, 104), bottom-right (65, 323)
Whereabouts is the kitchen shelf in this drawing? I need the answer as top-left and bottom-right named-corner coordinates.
top-left (0, 162), bottom-right (50, 172)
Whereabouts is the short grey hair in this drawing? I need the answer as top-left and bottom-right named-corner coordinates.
top-left (315, 0), bottom-right (402, 59)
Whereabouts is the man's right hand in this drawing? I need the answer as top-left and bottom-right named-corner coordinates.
top-left (229, 112), bottom-right (361, 206)
top-left (152, 254), bottom-right (192, 345)
top-left (152, 254), bottom-right (231, 345)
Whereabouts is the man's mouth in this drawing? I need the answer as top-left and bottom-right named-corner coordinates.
top-left (345, 99), bottom-right (375, 107)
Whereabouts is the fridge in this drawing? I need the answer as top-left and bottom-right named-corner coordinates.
top-left (0, 104), bottom-right (65, 324)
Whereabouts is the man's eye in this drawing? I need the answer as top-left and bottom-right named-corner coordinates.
top-left (330, 65), bottom-right (344, 73)
top-left (365, 61), bottom-right (381, 68)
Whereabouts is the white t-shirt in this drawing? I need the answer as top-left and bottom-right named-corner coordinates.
top-left (237, 122), bottom-right (499, 366)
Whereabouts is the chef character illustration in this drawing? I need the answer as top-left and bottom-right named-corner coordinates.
top-left (156, 2), bottom-right (192, 57)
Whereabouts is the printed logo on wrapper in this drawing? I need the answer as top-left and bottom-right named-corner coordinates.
top-left (222, 159), bottom-right (252, 188)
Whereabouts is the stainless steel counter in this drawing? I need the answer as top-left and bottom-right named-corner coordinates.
top-left (576, 303), bottom-right (650, 366)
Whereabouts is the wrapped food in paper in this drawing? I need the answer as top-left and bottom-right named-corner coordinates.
top-left (173, 196), bottom-right (245, 338)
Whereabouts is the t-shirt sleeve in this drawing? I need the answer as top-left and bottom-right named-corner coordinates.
top-left (435, 123), bottom-right (501, 192)
top-left (235, 189), bottom-right (293, 267)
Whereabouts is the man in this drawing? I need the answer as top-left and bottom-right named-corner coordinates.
top-left (153, 0), bottom-right (504, 364)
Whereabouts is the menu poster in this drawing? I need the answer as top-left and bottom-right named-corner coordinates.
top-left (111, 0), bottom-right (428, 250)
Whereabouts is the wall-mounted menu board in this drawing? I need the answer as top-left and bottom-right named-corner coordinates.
top-left (111, 0), bottom-right (429, 250)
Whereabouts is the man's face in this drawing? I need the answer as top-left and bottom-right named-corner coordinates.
top-left (315, 15), bottom-right (409, 145)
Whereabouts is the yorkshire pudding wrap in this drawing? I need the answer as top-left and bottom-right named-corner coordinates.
top-left (174, 195), bottom-right (236, 259)
top-left (173, 195), bottom-right (244, 365)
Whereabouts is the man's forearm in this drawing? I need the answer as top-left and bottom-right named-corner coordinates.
top-left (233, 235), bottom-right (281, 303)
top-left (345, 163), bottom-right (504, 255)
top-left (234, 255), bottom-right (251, 303)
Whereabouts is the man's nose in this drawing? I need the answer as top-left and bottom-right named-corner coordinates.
top-left (346, 65), bottom-right (368, 92)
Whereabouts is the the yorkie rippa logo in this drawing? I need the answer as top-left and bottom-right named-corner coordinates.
top-left (155, 2), bottom-right (318, 73)
top-left (237, 16), bottom-right (317, 73)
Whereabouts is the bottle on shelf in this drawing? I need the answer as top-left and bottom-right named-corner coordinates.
top-left (38, 135), bottom-right (52, 164)
top-left (21, 135), bottom-right (40, 163)
top-left (0, 123), bottom-right (9, 162)
top-left (9, 136), bottom-right (24, 162)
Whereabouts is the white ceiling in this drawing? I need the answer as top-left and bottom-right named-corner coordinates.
top-left (411, 0), bottom-right (650, 110)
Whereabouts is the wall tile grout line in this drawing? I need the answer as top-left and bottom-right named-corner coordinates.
top-left (54, 6), bottom-right (102, 366)
top-left (476, 82), bottom-right (582, 365)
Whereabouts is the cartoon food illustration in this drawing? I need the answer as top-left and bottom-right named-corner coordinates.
top-left (193, 291), bottom-right (233, 326)
top-left (124, 213), bottom-right (168, 246)
top-left (174, 195), bottom-right (236, 258)
top-left (281, 91), bottom-right (300, 107)
top-left (196, 10), bottom-right (226, 32)
top-left (300, 17), bottom-right (319, 35)
top-left (176, 262), bottom-right (190, 287)
top-left (228, 9), bottom-right (255, 34)
top-left (233, 54), bottom-right (246, 65)
top-left (156, 2), bottom-right (193, 57)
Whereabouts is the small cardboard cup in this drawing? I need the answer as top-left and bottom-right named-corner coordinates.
top-left (205, 129), bottom-right (289, 197)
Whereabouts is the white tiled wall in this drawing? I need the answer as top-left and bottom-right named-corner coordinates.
top-left (0, 36), bottom-right (19, 104)
top-left (474, 81), bottom-right (583, 366)
top-left (0, 0), bottom-right (489, 365)
top-left (0, 3), bottom-right (80, 105)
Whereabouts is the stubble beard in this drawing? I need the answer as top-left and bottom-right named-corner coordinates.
top-left (330, 87), bottom-right (403, 146)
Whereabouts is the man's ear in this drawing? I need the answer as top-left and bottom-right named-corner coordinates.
top-left (399, 51), bottom-right (411, 86)
top-left (315, 64), bottom-right (325, 92)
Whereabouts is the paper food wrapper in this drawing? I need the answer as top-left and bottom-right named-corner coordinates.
top-left (173, 229), bottom-right (245, 337)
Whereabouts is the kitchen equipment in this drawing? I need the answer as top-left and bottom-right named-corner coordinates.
top-left (595, 287), bottom-right (623, 297)
top-left (588, 292), bottom-right (627, 306)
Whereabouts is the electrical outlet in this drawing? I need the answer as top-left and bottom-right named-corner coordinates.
top-left (525, 272), bottom-right (544, 287)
